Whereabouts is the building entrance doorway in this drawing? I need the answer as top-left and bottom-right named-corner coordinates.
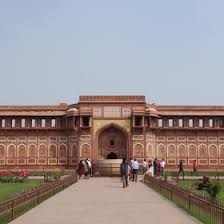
top-left (107, 152), bottom-right (118, 159)
top-left (98, 125), bottom-right (127, 159)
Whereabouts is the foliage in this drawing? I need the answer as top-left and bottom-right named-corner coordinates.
top-left (166, 171), bottom-right (224, 177)
top-left (197, 176), bottom-right (210, 190)
top-left (52, 172), bottom-right (61, 181)
top-left (207, 181), bottom-right (221, 201)
top-left (164, 172), bottom-right (168, 182)
top-left (0, 171), bottom-right (29, 184)
top-left (0, 180), bottom-right (42, 201)
top-left (43, 172), bottom-right (61, 182)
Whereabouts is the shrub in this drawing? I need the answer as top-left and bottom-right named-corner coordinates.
top-left (207, 181), bottom-right (221, 201)
top-left (52, 172), bottom-right (61, 181)
top-left (0, 175), bottom-right (15, 183)
top-left (0, 170), bottom-right (29, 183)
top-left (198, 183), bottom-right (204, 190)
top-left (197, 176), bottom-right (210, 190)
top-left (164, 172), bottom-right (168, 182)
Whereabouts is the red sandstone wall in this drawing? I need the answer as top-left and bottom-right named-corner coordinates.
top-left (143, 130), bottom-right (224, 169)
top-left (0, 131), bottom-right (78, 169)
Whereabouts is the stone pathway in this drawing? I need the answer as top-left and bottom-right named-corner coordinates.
top-left (10, 178), bottom-right (200, 224)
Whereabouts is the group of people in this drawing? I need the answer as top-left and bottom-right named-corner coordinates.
top-left (120, 158), bottom-right (140, 188)
top-left (120, 158), bottom-right (152, 188)
top-left (153, 158), bottom-right (166, 177)
top-left (77, 159), bottom-right (93, 179)
top-left (77, 157), bottom-right (199, 186)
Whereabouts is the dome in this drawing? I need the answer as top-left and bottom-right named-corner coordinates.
top-left (66, 108), bottom-right (79, 116)
top-left (146, 105), bottom-right (158, 117)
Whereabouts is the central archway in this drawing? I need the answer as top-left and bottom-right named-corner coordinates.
top-left (97, 124), bottom-right (128, 159)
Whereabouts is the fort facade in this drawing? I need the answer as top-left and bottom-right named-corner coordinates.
top-left (0, 95), bottom-right (224, 170)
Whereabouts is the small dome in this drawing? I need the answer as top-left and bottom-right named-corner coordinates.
top-left (67, 108), bottom-right (78, 112)
top-left (146, 105), bottom-right (158, 117)
top-left (67, 108), bottom-right (79, 116)
top-left (146, 107), bottom-right (156, 113)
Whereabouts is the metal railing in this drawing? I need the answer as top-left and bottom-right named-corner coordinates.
top-left (144, 175), bottom-right (224, 224)
top-left (0, 174), bottom-right (77, 223)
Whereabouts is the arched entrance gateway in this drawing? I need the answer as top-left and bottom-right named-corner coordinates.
top-left (97, 125), bottom-right (128, 160)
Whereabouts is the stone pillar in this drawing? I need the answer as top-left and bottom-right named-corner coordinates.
top-left (16, 118), bottom-right (20, 128)
top-left (184, 117), bottom-right (188, 128)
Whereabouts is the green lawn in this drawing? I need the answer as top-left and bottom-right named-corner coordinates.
top-left (0, 180), bottom-right (43, 201)
top-left (177, 179), bottom-right (224, 201)
top-left (166, 171), bottom-right (224, 177)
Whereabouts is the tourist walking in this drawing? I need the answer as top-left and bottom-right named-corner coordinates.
top-left (130, 158), bottom-right (134, 181)
top-left (161, 158), bottom-right (166, 176)
top-left (132, 159), bottom-right (139, 182)
top-left (120, 158), bottom-right (129, 188)
top-left (158, 160), bottom-right (162, 176)
top-left (77, 160), bottom-right (85, 179)
top-left (153, 158), bottom-right (158, 177)
top-left (142, 159), bottom-right (148, 175)
top-left (142, 160), bottom-right (153, 182)
top-left (178, 160), bottom-right (184, 180)
top-left (83, 160), bottom-right (89, 179)
top-left (191, 160), bottom-right (198, 176)
top-left (86, 158), bottom-right (92, 177)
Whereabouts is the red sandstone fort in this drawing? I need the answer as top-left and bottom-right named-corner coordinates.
top-left (0, 95), bottom-right (223, 170)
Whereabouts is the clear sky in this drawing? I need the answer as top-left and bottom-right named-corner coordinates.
top-left (0, 1), bottom-right (224, 105)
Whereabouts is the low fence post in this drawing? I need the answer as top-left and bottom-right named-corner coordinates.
top-left (37, 189), bottom-right (40, 204)
top-left (63, 179), bottom-right (65, 190)
top-left (170, 190), bottom-right (173, 201)
top-left (11, 199), bottom-right (14, 220)
top-left (222, 209), bottom-right (224, 224)
top-left (188, 195), bottom-right (191, 211)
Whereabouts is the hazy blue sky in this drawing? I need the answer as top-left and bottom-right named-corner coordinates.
top-left (0, 1), bottom-right (224, 105)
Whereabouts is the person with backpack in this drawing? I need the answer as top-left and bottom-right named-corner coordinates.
top-left (120, 158), bottom-right (129, 188)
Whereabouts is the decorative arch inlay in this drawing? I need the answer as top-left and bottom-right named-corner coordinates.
top-left (17, 144), bottom-right (26, 158)
top-left (80, 143), bottom-right (91, 158)
top-left (178, 144), bottom-right (187, 158)
top-left (146, 143), bottom-right (154, 157)
top-left (0, 144), bottom-right (6, 157)
top-left (38, 144), bottom-right (47, 157)
top-left (49, 144), bottom-right (57, 158)
top-left (188, 144), bottom-right (197, 158)
top-left (8, 144), bottom-right (16, 158)
top-left (208, 144), bottom-right (218, 158)
top-left (59, 144), bottom-right (67, 157)
top-left (198, 144), bottom-right (207, 158)
top-left (157, 144), bottom-right (166, 158)
top-left (167, 144), bottom-right (176, 158)
top-left (133, 143), bottom-right (144, 158)
top-left (28, 144), bottom-right (37, 157)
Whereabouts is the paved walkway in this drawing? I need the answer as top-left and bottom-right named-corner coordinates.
top-left (10, 178), bottom-right (200, 224)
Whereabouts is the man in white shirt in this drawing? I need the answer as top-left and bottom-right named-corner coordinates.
top-left (132, 159), bottom-right (139, 182)
top-left (86, 159), bottom-right (92, 177)
top-left (142, 159), bottom-right (148, 174)
top-left (161, 158), bottom-right (166, 176)
top-left (129, 158), bottom-right (134, 181)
